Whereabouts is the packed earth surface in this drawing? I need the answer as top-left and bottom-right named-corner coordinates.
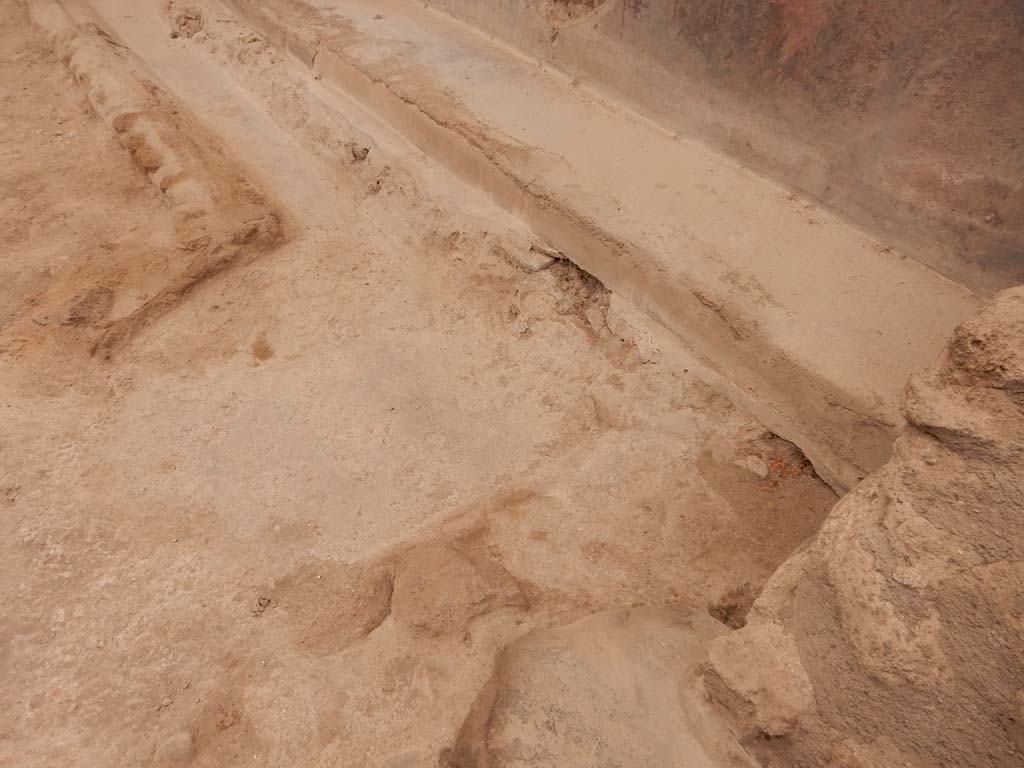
top-left (1, 1), bottom-right (1021, 768)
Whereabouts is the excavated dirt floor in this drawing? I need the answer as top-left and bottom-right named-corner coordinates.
top-left (0, 2), bottom-right (845, 766)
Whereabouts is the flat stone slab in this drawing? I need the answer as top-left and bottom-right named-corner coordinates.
top-left (220, 0), bottom-right (981, 489)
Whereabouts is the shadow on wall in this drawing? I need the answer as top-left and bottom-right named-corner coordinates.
top-left (433, 0), bottom-right (1024, 294)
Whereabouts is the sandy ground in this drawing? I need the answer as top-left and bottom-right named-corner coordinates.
top-left (1, 2), bottom-right (838, 765)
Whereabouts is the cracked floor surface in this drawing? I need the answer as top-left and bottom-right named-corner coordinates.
top-left (1, 2), bottom-right (837, 765)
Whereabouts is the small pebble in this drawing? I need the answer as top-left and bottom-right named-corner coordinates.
top-left (155, 731), bottom-right (195, 765)
top-left (734, 455), bottom-right (769, 479)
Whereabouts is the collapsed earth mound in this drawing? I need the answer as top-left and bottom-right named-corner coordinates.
top-left (707, 286), bottom-right (1024, 768)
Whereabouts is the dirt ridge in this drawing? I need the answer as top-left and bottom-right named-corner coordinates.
top-left (28, 0), bottom-right (286, 358)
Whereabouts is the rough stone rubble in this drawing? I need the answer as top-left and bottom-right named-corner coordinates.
top-left (707, 286), bottom-right (1024, 768)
